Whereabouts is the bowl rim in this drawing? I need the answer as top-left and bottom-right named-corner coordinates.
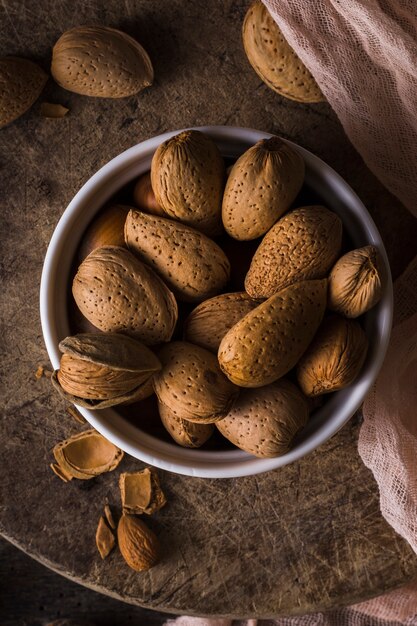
top-left (40, 125), bottom-right (393, 478)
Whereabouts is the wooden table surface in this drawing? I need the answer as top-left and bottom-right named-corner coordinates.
top-left (2, 0), bottom-right (417, 619)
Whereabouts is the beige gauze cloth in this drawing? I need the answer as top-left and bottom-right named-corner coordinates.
top-left (165, 1), bottom-right (417, 624)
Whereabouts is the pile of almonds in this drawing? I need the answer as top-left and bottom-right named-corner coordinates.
top-left (51, 129), bottom-right (384, 458)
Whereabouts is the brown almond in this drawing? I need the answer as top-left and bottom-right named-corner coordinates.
top-left (0, 57), bottom-right (47, 128)
top-left (51, 26), bottom-right (153, 98)
top-left (117, 515), bottom-right (160, 571)
top-left (217, 379), bottom-right (309, 457)
top-left (183, 292), bottom-right (258, 353)
top-left (297, 315), bottom-right (369, 396)
top-left (245, 206), bottom-right (342, 299)
top-left (328, 245), bottom-right (384, 318)
top-left (218, 279), bottom-right (327, 387)
top-left (222, 137), bottom-right (304, 240)
top-left (133, 172), bottom-right (165, 216)
top-left (125, 210), bottom-right (230, 302)
top-left (72, 246), bottom-right (178, 345)
top-left (158, 400), bottom-right (214, 448)
top-left (242, 1), bottom-right (324, 103)
top-left (151, 130), bottom-right (225, 235)
top-left (77, 204), bottom-right (130, 262)
top-left (154, 341), bottom-right (239, 423)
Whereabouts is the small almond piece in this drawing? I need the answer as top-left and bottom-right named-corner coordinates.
top-left (125, 210), bottom-right (230, 302)
top-left (104, 504), bottom-right (117, 530)
top-left (51, 26), bottom-right (153, 98)
top-left (0, 57), bottom-right (48, 128)
top-left (96, 516), bottom-right (115, 559)
top-left (158, 400), bottom-right (214, 448)
top-left (40, 102), bottom-right (69, 118)
top-left (52, 429), bottom-right (123, 481)
top-left (119, 468), bottom-right (166, 515)
top-left (117, 515), bottom-right (160, 571)
top-left (328, 245), bottom-right (384, 318)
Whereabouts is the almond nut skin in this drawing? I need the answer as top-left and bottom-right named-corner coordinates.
top-left (242, 1), bottom-right (324, 103)
top-left (151, 130), bottom-right (225, 236)
top-left (117, 515), bottom-right (160, 572)
top-left (77, 204), bottom-right (130, 262)
top-left (222, 137), bottom-right (305, 240)
top-left (217, 379), bottom-right (309, 457)
top-left (0, 57), bottom-right (47, 128)
top-left (158, 400), bottom-right (214, 448)
top-left (218, 279), bottom-right (327, 387)
top-left (125, 210), bottom-right (230, 302)
top-left (328, 245), bottom-right (384, 318)
top-left (245, 206), bottom-right (342, 299)
top-left (183, 292), bottom-right (258, 353)
top-left (72, 246), bottom-right (178, 345)
top-left (51, 26), bottom-right (153, 98)
top-left (133, 173), bottom-right (165, 217)
top-left (154, 341), bottom-right (239, 423)
top-left (296, 315), bottom-right (369, 396)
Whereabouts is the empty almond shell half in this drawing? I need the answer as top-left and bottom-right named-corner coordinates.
top-left (52, 429), bottom-right (123, 481)
top-left (119, 468), bottom-right (166, 515)
top-left (51, 332), bottom-right (161, 409)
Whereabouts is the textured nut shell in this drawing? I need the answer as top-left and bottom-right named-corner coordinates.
top-left (0, 57), bottom-right (47, 128)
top-left (158, 400), bottom-right (214, 448)
top-left (154, 341), bottom-right (239, 423)
top-left (151, 130), bottom-right (225, 235)
top-left (217, 379), bottom-right (309, 457)
top-left (96, 516), bottom-right (115, 559)
top-left (78, 204), bottom-right (130, 262)
top-left (245, 206), bottom-right (342, 299)
top-left (119, 468), bottom-right (166, 515)
top-left (222, 137), bottom-right (305, 240)
top-left (51, 332), bottom-right (160, 409)
top-left (51, 26), bottom-right (153, 98)
top-left (53, 429), bottom-right (123, 480)
top-left (296, 315), bottom-right (369, 396)
top-left (242, 1), bottom-right (324, 103)
top-left (72, 246), bottom-right (178, 345)
top-left (117, 515), bottom-right (160, 571)
top-left (328, 245), bottom-right (384, 318)
top-left (218, 279), bottom-right (327, 387)
top-left (125, 210), bottom-right (230, 302)
top-left (133, 172), bottom-right (165, 217)
top-left (183, 292), bottom-right (258, 353)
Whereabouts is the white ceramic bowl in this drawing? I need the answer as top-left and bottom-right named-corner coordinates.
top-left (40, 126), bottom-right (393, 478)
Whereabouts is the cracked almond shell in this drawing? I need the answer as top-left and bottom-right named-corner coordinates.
top-left (0, 57), bottom-right (47, 128)
top-left (51, 26), bottom-right (153, 98)
top-left (154, 341), bottom-right (239, 423)
top-left (183, 292), bottom-right (258, 353)
top-left (151, 130), bottom-right (225, 235)
top-left (72, 246), bottom-right (178, 345)
top-left (296, 315), bottom-right (369, 396)
top-left (328, 245), bottom-right (384, 318)
top-left (222, 137), bottom-right (304, 240)
top-left (125, 210), bottom-right (230, 302)
top-left (218, 279), bottom-right (327, 387)
top-left (119, 468), bottom-right (166, 515)
top-left (52, 429), bottom-right (123, 481)
top-left (96, 516), bottom-right (116, 559)
top-left (158, 400), bottom-right (214, 448)
top-left (51, 333), bottom-right (161, 409)
top-left (117, 515), bottom-right (160, 571)
top-left (217, 379), bottom-right (309, 457)
top-left (242, 1), bottom-right (324, 103)
top-left (245, 206), bottom-right (342, 299)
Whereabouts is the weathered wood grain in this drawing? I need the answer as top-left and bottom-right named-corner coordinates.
top-left (1, 0), bottom-right (417, 619)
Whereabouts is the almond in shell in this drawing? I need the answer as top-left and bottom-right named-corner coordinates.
top-left (0, 57), bottom-right (47, 128)
top-left (297, 315), bottom-right (369, 396)
top-left (117, 514), bottom-right (160, 571)
top-left (51, 26), bottom-right (153, 98)
top-left (72, 246), bottom-right (178, 345)
top-left (245, 206), bottom-right (342, 299)
top-left (218, 279), bottom-right (327, 387)
top-left (154, 341), bottom-right (239, 423)
top-left (222, 137), bottom-right (304, 240)
top-left (151, 130), bottom-right (225, 235)
top-left (158, 400), bottom-right (214, 448)
top-left (217, 379), bottom-right (309, 457)
top-left (183, 292), bottom-right (258, 353)
top-left (125, 210), bottom-right (230, 302)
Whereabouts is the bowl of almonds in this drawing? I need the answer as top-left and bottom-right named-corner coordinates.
top-left (40, 126), bottom-right (392, 477)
